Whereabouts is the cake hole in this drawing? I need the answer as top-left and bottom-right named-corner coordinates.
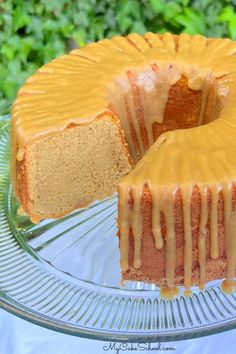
top-left (108, 63), bottom-right (227, 162)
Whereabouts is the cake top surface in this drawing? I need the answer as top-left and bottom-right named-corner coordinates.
top-left (11, 32), bottom-right (236, 187)
top-left (12, 33), bottom-right (236, 147)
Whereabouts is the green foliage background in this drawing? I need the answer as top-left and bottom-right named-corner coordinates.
top-left (1, 0), bottom-right (236, 101)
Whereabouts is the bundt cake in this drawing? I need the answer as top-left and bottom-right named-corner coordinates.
top-left (11, 33), bottom-right (236, 297)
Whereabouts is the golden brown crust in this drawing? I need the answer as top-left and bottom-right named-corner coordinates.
top-left (16, 156), bottom-right (30, 215)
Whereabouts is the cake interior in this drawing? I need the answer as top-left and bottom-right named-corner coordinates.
top-left (19, 116), bottom-right (131, 222)
top-left (108, 63), bottom-right (224, 161)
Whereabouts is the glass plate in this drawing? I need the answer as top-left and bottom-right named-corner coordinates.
top-left (1, 114), bottom-right (236, 342)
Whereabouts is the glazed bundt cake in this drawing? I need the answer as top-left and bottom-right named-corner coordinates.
top-left (11, 33), bottom-right (236, 297)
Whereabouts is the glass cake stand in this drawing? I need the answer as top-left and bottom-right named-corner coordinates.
top-left (0, 113), bottom-right (236, 342)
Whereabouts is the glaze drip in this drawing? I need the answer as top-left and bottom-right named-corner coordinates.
top-left (198, 186), bottom-right (208, 290)
top-left (120, 182), bottom-right (236, 298)
top-left (182, 188), bottom-right (192, 294)
top-left (222, 183), bottom-right (236, 293)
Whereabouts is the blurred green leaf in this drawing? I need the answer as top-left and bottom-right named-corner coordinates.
top-left (176, 8), bottom-right (206, 34)
top-left (0, 1), bottom-right (12, 13)
top-left (181, 0), bottom-right (190, 6)
top-left (71, 29), bottom-right (87, 46)
top-left (21, 37), bottom-right (35, 60)
top-left (8, 60), bottom-right (21, 76)
top-left (13, 11), bottom-right (30, 31)
top-left (229, 15), bottom-right (236, 39)
top-left (132, 21), bottom-right (147, 34)
top-left (1, 44), bottom-right (14, 61)
top-left (149, 0), bottom-right (165, 13)
top-left (119, 17), bottom-right (133, 33)
top-left (74, 12), bottom-right (89, 28)
top-left (218, 6), bottom-right (235, 21)
top-left (3, 81), bottom-right (17, 98)
top-left (164, 3), bottom-right (182, 20)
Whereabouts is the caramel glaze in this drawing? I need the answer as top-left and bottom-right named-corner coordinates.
top-left (115, 34), bottom-right (236, 298)
top-left (11, 32), bottom-right (236, 298)
top-left (120, 183), bottom-right (234, 299)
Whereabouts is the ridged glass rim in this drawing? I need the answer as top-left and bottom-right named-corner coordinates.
top-left (0, 112), bottom-right (236, 342)
top-left (1, 296), bottom-right (236, 342)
